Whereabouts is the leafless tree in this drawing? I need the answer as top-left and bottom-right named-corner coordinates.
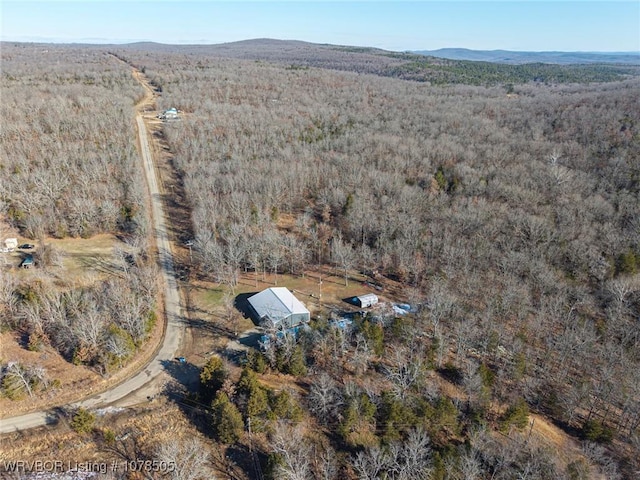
top-left (352, 333), bottom-right (372, 375)
top-left (392, 427), bottom-right (433, 480)
top-left (0, 271), bottom-right (19, 327)
top-left (2, 362), bottom-right (48, 398)
top-left (155, 437), bottom-right (214, 480)
top-left (307, 373), bottom-right (343, 425)
top-left (351, 428), bottom-right (432, 480)
top-left (331, 234), bottom-right (355, 286)
top-left (313, 445), bottom-right (340, 480)
top-left (384, 345), bottom-right (424, 401)
top-left (581, 442), bottom-right (622, 480)
top-left (270, 421), bottom-right (313, 480)
top-left (352, 445), bottom-right (388, 480)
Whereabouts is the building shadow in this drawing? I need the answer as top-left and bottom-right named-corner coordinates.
top-left (342, 295), bottom-right (360, 306)
top-left (238, 331), bottom-right (263, 349)
top-left (234, 292), bottom-right (259, 324)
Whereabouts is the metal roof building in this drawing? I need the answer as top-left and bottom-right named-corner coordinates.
top-left (248, 287), bottom-right (310, 329)
top-left (353, 293), bottom-right (379, 308)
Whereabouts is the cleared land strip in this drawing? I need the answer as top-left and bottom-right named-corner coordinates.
top-left (0, 68), bottom-right (184, 434)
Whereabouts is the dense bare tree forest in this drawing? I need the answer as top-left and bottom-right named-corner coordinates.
top-left (1, 44), bottom-right (147, 239)
top-left (113, 43), bottom-right (640, 479)
top-left (0, 44), bottom-right (157, 382)
top-left (1, 40), bottom-right (639, 479)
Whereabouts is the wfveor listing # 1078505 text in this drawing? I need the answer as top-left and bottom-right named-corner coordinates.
top-left (2, 459), bottom-right (177, 474)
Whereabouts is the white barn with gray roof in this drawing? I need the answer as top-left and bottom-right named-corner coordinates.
top-left (248, 287), bottom-right (310, 328)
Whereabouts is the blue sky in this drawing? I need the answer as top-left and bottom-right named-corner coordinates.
top-left (2, 1), bottom-right (639, 52)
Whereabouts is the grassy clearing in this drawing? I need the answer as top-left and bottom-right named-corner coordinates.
top-left (188, 266), bottom-right (396, 337)
top-left (186, 268), bottom-right (397, 355)
top-left (3, 234), bottom-right (133, 285)
top-left (182, 267), bottom-right (394, 373)
top-left (236, 267), bottom-right (384, 307)
top-left (46, 234), bottom-right (133, 280)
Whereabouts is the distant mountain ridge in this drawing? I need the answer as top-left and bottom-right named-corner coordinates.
top-left (4, 38), bottom-right (638, 85)
top-left (415, 48), bottom-right (640, 65)
top-left (104, 40), bottom-right (637, 84)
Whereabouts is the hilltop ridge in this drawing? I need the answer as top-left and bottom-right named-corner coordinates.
top-left (111, 38), bottom-right (640, 85)
top-left (415, 47), bottom-right (640, 65)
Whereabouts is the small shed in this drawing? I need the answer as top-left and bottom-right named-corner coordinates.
top-left (159, 107), bottom-right (178, 119)
top-left (164, 111), bottom-right (178, 119)
top-left (248, 287), bottom-right (310, 329)
top-left (21, 255), bottom-right (34, 269)
top-left (353, 293), bottom-right (378, 308)
top-left (4, 238), bottom-right (18, 250)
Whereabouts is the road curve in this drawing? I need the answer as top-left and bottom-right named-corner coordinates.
top-left (0, 71), bottom-right (184, 434)
top-left (73, 115), bottom-right (184, 409)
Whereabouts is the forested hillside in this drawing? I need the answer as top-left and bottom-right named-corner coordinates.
top-left (117, 39), bottom-right (640, 85)
top-left (113, 43), bottom-right (640, 479)
top-left (1, 40), bottom-right (639, 479)
top-left (1, 44), bottom-right (147, 239)
top-left (415, 48), bottom-right (640, 65)
top-left (0, 44), bottom-right (157, 393)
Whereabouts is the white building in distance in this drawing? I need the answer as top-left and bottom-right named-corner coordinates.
top-left (4, 238), bottom-right (17, 250)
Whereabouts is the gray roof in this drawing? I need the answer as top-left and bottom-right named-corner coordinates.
top-left (248, 287), bottom-right (309, 322)
top-left (357, 293), bottom-right (378, 302)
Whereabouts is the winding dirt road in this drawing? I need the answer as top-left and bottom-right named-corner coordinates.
top-left (0, 65), bottom-right (185, 434)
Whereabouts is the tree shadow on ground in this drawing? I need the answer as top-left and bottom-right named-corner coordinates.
top-left (159, 359), bottom-right (216, 439)
top-left (180, 314), bottom-right (236, 338)
top-left (215, 444), bottom-right (264, 480)
top-left (162, 379), bottom-right (214, 439)
top-left (222, 348), bottom-right (247, 366)
top-left (75, 253), bottom-right (126, 277)
top-left (221, 329), bottom-right (263, 366)
top-left (160, 358), bottom-right (200, 392)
